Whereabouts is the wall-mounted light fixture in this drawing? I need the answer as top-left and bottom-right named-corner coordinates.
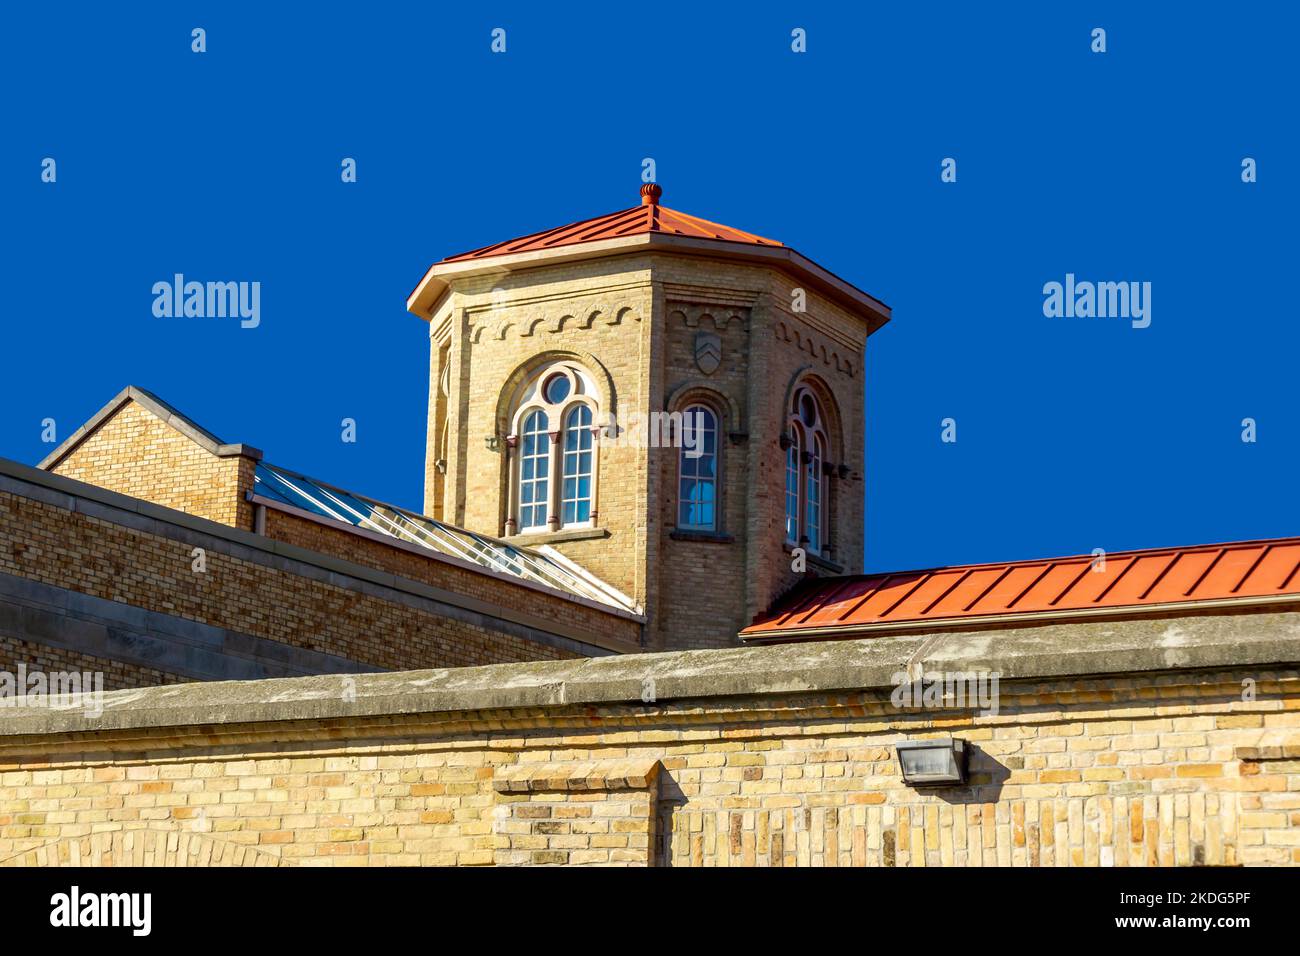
top-left (896, 738), bottom-right (969, 787)
top-left (484, 435), bottom-right (500, 452)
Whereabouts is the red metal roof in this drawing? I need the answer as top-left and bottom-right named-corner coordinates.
top-left (742, 536), bottom-right (1300, 641)
top-left (440, 183), bottom-right (782, 263)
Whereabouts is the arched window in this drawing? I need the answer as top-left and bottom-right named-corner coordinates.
top-left (506, 361), bottom-right (600, 535)
top-left (784, 429), bottom-right (801, 542)
top-left (806, 434), bottom-right (824, 554)
top-left (678, 404), bottom-right (718, 530)
top-left (785, 384), bottom-right (831, 555)
top-left (518, 410), bottom-right (550, 532)
top-left (562, 404), bottom-right (594, 526)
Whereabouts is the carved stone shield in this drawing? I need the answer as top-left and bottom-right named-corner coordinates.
top-left (694, 331), bottom-right (721, 375)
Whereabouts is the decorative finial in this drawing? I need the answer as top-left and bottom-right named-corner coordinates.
top-left (640, 183), bottom-right (662, 206)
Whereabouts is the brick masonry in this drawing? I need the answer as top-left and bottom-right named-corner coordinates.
top-left (1, 621), bottom-right (1297, 867)
top-left (0, 458), bottom-right (638, 689)
top-left (259, 505), bottom-right (640, 649)
top-left (48, 399), bottom-right (257, 531)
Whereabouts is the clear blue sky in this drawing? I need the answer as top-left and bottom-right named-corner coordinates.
top-left (2, 3), bottom-right (1295, 573)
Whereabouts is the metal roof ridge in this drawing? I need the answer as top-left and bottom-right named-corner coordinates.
top-left (838, 535), bottom-right (1300, 585)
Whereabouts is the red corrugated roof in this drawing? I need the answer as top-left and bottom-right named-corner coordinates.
top-left (742, 536), bottom-right (1300, 641)
top-left (440, 184), bottom-right (782, 263)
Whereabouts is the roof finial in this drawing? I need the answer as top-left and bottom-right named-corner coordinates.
top-left (640, 183), bottom-right (662, 206)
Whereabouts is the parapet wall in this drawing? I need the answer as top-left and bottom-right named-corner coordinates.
top-left (1, 610), bottom-right (1298, 866)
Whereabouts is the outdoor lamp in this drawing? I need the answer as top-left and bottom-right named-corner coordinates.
top-left (896, 738), bottom-right (969, 787)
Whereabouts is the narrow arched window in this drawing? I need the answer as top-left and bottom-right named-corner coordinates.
top-left (518, 409), bottom-right (550, 531)
top-left (784, 428), bottom-right (801, 543)
top-left (561, 404), bottom-right (594, 526)
top-left (806, 434), bottom-right (824, 554)
top-left (678, 404), bottom-right (718, 530)
top-left (786, 384), bottom-right (834, 555)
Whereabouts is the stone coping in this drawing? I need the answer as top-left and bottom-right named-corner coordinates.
top-left (1, 606), bottom-right (1298, 739)
top-left (492, 759), bottom-right (661, 793)
top-left (1235, 735), bottom-right (1300, 761)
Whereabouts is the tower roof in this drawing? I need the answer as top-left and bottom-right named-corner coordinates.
top-left (440, 183), bottom-right (784, 263)
top-left (407, 183), bottom-right (890, 333)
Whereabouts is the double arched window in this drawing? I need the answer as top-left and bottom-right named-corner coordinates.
top-left (784, 385), bottom-right (830, 555)
top-left (507, 363), bottom-right (599, 535)
top-left (677, 404), bottom-right (719, 530)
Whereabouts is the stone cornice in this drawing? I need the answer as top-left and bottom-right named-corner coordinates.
top-left (2, 607), bottom-right (1298, 742)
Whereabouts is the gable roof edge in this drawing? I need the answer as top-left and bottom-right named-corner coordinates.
top-left (37, 386), bottom-right (263, 471)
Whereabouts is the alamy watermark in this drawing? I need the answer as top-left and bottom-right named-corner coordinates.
top-left (493, 409), bottom-right (707, 457)
top-left (0, 664), bottom-right (104, 717)
top-left (581, 408), bottom-right (709, 457)
top-left (152, 274), bottom-right (260, 328)
top-left (1043, 273), bottom-right (1151, 329)
top-left (891, 666), bottom-right (1000, 717)
top-left (50, 886), bottom-right (151, 936)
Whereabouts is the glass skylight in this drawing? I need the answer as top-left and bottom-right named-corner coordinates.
top-left (252, 463), bottom-right (634, 613)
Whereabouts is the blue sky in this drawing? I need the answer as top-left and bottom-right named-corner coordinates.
top-left (2, 2), bottom-right (1295, 573)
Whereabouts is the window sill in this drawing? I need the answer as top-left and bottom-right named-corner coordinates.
top-left (503, 527), bottom-right (610, 546)
top-left (670, 530), bottom-right (735, 544)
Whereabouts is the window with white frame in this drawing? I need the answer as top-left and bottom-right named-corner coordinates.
top-left (677, 403), bottom-right (718, 530)
top-left (506, 362), bottom-right (600, 535)
top-left (518, 409), bottom-right (550, 532)
top-left (784, 429), bottom-right (801, 541)
top-left (784, 385), bottom-right (831, 555)
top-left (561, 404), bottom-right (594, 526)
top-left (806, 433), bottom-right (824, 554)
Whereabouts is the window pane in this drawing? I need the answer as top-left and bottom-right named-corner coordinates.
top-left (544, 374), bottom-right (571, 404)
top-left (806, 437), bottom-right (823, 553)
top-left (519, 409), bottom-right (550, 530)
top-left (678, 406), bottom-right (718, 530)
top-left (560, 405), bottom-right (594, 527)
top-left (785, 430), bottom-right (801, 541)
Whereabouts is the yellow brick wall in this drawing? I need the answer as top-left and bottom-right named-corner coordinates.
top-left (49, 400), bottom-right (255, 529)
top-left (2, 668), bottom-right (1296, 867)
top-left (492, 764), bottom-right (657, 866)
top-left (433, 260), bottom-right (655, 607)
